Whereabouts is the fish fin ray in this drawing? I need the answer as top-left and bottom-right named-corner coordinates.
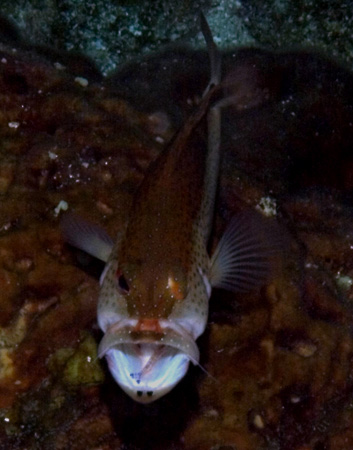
top-left (209, 211), bottom-right (282, 293)
top-left (60, 213), bottom-right (114, 263)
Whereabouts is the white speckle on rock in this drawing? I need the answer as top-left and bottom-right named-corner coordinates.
top-left (54, 200), bottom-right (69, 217)
top-left (8, 122), bottom-right (20, 129)
top-left (256, 196), bottom-right (277, 216)
top-left (335, 273), bottom-right (353, 291)
top-left (54, 62), bottom-right (65, 70)
top-left (293, 340), bottom-right (317, 358)
top-left (290, 395), bottom-right (301, 404)
top-left (48, 150), bottom-right (58, 160)
top-left (75, 76), bottom-right (89, 87)
top-left (253, 413), bottom-right (265, 429)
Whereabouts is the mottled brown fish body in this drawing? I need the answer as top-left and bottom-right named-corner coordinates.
top-left (63, 15), bottom-right (277, 403)
top-left (63, 14), bottom-right (231, 402)
top-left (117, 90), bottom-right (215, 320)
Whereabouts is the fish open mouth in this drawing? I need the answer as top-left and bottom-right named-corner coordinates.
top-left (105, 342), bottom-right (191, 402)
top-left (133, 344), bottom-right (167, 380)
top-left (98, 322), bottom-right (200, 402)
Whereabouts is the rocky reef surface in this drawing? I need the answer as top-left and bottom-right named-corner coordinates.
top-left (0, 0), bottom-right (352, 75)
top-left (0, 23), bottom-right (352, 450)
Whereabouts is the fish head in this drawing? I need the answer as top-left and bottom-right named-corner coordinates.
top-left (98, 323), bottom-right (199, 403)
top-left (98, 258), bottom-right (189, 328)
top-left (97, 231), bottom-right (208, 403)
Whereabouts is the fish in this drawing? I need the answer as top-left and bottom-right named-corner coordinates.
top-left (61, 14), bottom-right (277, 403)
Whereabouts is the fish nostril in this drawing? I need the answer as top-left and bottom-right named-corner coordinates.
top-left (137, 391), bottom-right (143, 397)
top-left (147, 391), bottom-right (153, 397)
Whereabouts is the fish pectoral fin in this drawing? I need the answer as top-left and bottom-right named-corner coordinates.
top-left (209, 211), bottom-right (283, 293)
top-left (60, 212), bottom-right (114, 263)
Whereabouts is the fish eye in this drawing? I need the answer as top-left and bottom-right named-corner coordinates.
top-left (116, 269), bottom-right (129, 294)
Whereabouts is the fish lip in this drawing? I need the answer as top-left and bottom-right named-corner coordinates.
top-left (98, 319), bottom-right (200, 363)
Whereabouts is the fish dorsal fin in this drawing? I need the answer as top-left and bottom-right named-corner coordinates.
top-left (209, 211), bottom-right (281, 293)
top-left (61, 213), bottom-right (114, 263)
top-left (200, 12), bottom-right (221, 92)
